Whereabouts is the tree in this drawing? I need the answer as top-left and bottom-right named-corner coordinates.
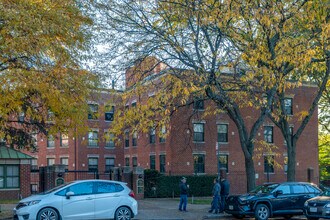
top-left (94, 0), bottom-right (281, 191)
top-left (94, 0), bottom-right (328, 190)
top-left (319, 133), bottom-right (330, 181)
top-left (264, 0), bottom-right (330, 181)
top-left (0, 0), bottom-right (96, 150)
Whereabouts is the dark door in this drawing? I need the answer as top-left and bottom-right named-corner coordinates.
top-left (271, 184), bottom-right (293, 213)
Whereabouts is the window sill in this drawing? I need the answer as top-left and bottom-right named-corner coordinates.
top-left (105, 147), bottom-right (115, 149)
top-left (0, 188), bottom-right (20, 191)
top-left (60, 146), bottom-right (69, 148)
top-left (87, 146), bottom-right (99, 148)
top-left (263, 172), bottom-right (275, 174)
top-left (47, 147), bottom-right (55, 149)
top-left (193, 141), bottom-right (205, 144)
top-left (217, 142), bottom-right (229, 145)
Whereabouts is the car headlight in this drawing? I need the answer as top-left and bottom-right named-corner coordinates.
top-left (304, 201), bottom-right (309, 207)
top-left (22, 200), bottom-right (41, 206)
top-left (324, 203), bottom-right (330, 208)
top-left (239, 196), bottom-right (254, 204)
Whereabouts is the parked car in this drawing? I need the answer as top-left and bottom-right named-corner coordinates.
top-left (304, 190), bottom-right (330, 220)
top-left (13, 179), bottom-right (138, 220)
top-left (225, 182), bottom-right (321, 220)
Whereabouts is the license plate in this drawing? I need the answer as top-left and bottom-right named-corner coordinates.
top-left (229, 205), bottom-right (234, 210)
top-left (310, 207), bottom-right (317, 212)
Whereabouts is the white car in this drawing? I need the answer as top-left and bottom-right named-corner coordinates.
top-left (13, 179), bottom-right (138, 220)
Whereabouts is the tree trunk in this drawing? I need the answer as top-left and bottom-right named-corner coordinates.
top-left (245, 155), bottom-right (256, 192)
top-left (287, 140), bottom-right (296, 182)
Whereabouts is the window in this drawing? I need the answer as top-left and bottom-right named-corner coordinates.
top-left (193, 154), bottom-right (205, 174)
top-left (60, 133), bottom-right (69, 147)
top-left (217, 124), bottom-right (228, 143)
top-left (88, 130), bottom-right (98, 147)
top-left (159, 125), bottom-right (166, 143)
top-left (218, 154), bottom-right (228, 173)
top-left (105, 158), bottom-right (115, 173)
top-left (284, 156), bottom-right (288, 173)
top-left (47, 110), bottom-right (55, 121)
top-left (105, 132), bottom-right (115, 148)
top-left (105, 105), bottom-right (115, 121)
top-left (88, 157), bottom-right (98, 172)
top-left (193, 123), bottom-right (204, 142)
top-left (284, 98), bottom-right (293, 115)
top-left (18, 112), bottom-right (25, 123)
top-left (0, 165), bottom-right (19, 188)
top-left (150, 155), bottom-right (156, 170)
top-left (292, 184), bottom-right (308, 194)
top-left (149, 127), bottom-right (156, 144)
top-left (125, 157), bottom-right (130, 167)
top-left (88, 104), bottom-right (98, 120)
top-left (68, 182), bottom-right (94, 196)
top-left (60, 157), bottom-right (68, 170)
top-left (264, 126), bottom-right (273, 143)
top-left (31, 159), bottom-right (38, 171)
top-left (47, 158), bottom-right (55, 166)
top-left (159, 155), bottom-right (166, 173)
top-left (275, 184), bottom-right (291, 194)
top-left (132, 131), bottom-right (137, 147)
top-left (125, 131), bottom-right (129, 148)
top-left (47, 135), bottom-right (55, 148)
top-left (264, 155), bottom-right (275, 173)
top-left (95, 182), bottom-right (124, 194)
top-left (132, 157), bottom-right (138, 167)
top-left (193, 99), bottom-right (204, 110)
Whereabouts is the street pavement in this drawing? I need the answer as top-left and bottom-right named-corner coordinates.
top-left (134, 198), bottom-right (309, 220)
top-left (0, 198), bottom-right (311, 220)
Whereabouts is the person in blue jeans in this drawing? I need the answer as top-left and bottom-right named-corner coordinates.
top-left (208, 178), bottom-right (221, 214)
top-left (178, 177), bottom-right (189, 211)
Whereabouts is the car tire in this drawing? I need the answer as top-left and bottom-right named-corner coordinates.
top-left (37, 207), bottom-right (59, 220)
top-left (232, 214), bottom-right (245, 219)
top-left (115, 206), bottom-right (132, 220)
top-left (254, 204), bottom-right (270, 220)
top-left (307, 218), bottom-right (319, 220)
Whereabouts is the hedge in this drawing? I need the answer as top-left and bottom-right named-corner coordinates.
top-left (144, 169), bottom-right (217, 198)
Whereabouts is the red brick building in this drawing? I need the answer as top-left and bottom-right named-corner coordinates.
top-left (23, 70), bottom-right (319, 195)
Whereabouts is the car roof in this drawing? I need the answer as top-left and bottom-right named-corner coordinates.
top-left (71, 179), bottom-right (128, 185)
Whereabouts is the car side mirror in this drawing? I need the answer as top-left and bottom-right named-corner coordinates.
top-left (66, 191), bottom-right (74, 199)
top-left (275, 190), bottom-right (283, 197)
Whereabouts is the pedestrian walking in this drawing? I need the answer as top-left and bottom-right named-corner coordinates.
top-left (220, 169), bottom-right (230, 213)
top-left (178, 177), bottom-right (189, 212)
top-left (208, 178), bottom-right (221, 214)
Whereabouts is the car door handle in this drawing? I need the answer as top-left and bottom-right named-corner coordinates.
top-left (86, 197), bottom-right (93, 200)
top-left (113, 194), bottom-right (120, 197)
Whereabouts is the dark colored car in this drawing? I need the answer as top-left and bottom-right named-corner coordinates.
top-left (304, 190), bottom-right (330, 220)
top-left (225, 182), bottom-right (321, 220)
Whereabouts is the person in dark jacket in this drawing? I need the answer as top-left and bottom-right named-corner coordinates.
top-left (208, 178), bottom-right (221, 214)
top-left (220, 169), bottom-right (230, 213)
top-left (178, 177), bottom-right (189, 211)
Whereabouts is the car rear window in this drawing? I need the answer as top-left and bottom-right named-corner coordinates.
top-left (306, 185), bottom-right (321, 194)
top-left (95, 182), bottom-right (124, 194)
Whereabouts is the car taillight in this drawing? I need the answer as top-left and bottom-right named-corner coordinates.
top-left (129, 191), bottom-right (135, 198)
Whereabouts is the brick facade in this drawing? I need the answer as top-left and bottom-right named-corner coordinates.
top-left (23, 84), bottom-right (319, 195)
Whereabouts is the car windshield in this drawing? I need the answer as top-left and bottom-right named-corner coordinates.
top-left (250, 183), bottom-right (279, 194)
top-left (321, 190), bottom-right (330, 196)
top-left (40, 182), bottom-right (73, 195)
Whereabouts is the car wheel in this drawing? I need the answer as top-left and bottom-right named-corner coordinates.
top-left (254, 204), bottom-right (270, 220)
top-left (307, 218), bottom-right (319, 220)
top-left (232, 214), bottom-right (245, 219)
top-left (115, 206), bottom-right (132, 220)
top-left (37, 207), bottom-right (59, 220)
